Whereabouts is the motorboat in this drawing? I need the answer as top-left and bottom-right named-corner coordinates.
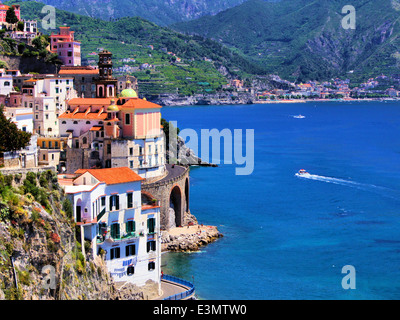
top-left (295, 169), bottom-right (310, 177)
top-left (293, 115), bottom-right (306, 119)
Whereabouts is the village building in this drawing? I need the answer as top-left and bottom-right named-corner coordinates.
top-left (20, 75), bottom-right (76, 137)
top-left (59, 167), bottom-right (161, 289)
top-left (0, 3), bottom-right (20, 23)
top-left (59, 51), bottom-right (165, 181)
top-left (50, 26), bottom-right (81, 67)
top-left (58, 65), bottom-right (99, 98)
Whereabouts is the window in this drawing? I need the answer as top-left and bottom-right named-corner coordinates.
top-left (110, 223), bottom-right (120, 239)
top-left (101, 196), bottom-right (106, 207)
top-left (125, 113), bottom-right (130, 125)
top-left (127, 266), bottom-right (135, 276)
top-left (110, 247), bottom-right (120, 260)
top-left (127, 193), bottom-right (133, 208)
top-left (147, 240), bottom-right (156, 252)
top-left (129, 161), bottom-right (133, 169)
top-left (107, 144), bottom-right (111, 154)
top-left (42, 141), bottom-right (46, 148)
top-left (129, 147), bottom-right (133, 156)
top-left (126, 244), bottom-right (136, 257)
top-left (148, 218), bottom-right (156, 234)
top-left (148, 261), bottom-right (156, 271)
top-left (48, 141), bottom-right (52, 148)
top-left (109, 195), bottom-right (120, 211)
top-left (126, 220), bottom-right (135, 235)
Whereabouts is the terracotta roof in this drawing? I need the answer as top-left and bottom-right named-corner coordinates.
top-left (59, 68), bottom-right (98, 75)
top-left (58, 111), bottom-right (107, 120)
top-left (119, 98), bottom-right (162, 110)
top-left (75, 167), bottom-right (144, 185)
top-left (89, 126), bottom-right (103, 131)
top-left (68, 98), bottom-right (112, 105)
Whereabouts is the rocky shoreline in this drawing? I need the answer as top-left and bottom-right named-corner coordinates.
top-left (161, 224), bottom-right (223, 252)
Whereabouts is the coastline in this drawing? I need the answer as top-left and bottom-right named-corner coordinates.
top-left (161, 224), bottom-right (223, 252)
top-left (151, 94), bottom-right (400, 107)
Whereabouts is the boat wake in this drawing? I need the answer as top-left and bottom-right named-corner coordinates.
top-left (296, 173), bottom-right (399, 199)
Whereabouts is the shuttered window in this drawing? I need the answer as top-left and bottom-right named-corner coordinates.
top-left (126, 220), bottom-right (135, 234)
top-left (127, 193), bottom-right (133, 208)
top-left (147, 241), bottom-right (156, 252)
top-left (110, 247), bottom-right (120, 260)
top-left (147, 218), bottom-right (156, 233)
top-left (126, 244), bottom-right (136, 257)
top-left (111, 223), bottom-right (120, 239)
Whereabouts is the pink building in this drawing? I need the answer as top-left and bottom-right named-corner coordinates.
top-left (0, 3), bottom-right (20, 23)
top-left (50, 26), bottom-right (81, 67)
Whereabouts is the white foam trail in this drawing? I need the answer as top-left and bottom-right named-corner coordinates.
top-left (296, 173), bottom-right (399, 199)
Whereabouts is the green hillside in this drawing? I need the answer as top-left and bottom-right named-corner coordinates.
top-left (7, 1), bottom-right (265, 96)
top-left (173, 0), bottom-right (400, 83)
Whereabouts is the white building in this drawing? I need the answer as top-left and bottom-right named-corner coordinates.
top-left (21, 76), bottom-right (76, 137)
top-left (5, 107), bottom-right (33, 133)
top-left (60, 167), bottom-right (162, 289)
top-left (0, 68), bottom-right (14, 96)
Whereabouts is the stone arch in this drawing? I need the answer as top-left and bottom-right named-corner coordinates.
top-left (169, 185), bottom-right (182, 228)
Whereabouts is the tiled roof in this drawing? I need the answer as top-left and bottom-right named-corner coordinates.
top-left (76, 167), bottom-right (144, 185)
top-left (120, 98), bottom-right (162, 110)
top-left (68, 98), bottom-right (112, 105)
top-left (59, 68), bottom-right (99, 75)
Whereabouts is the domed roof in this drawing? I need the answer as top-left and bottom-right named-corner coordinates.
top-left (107, 99), bottom-right (119, 112)
top-left (120, 88), bottom-right (138, 98)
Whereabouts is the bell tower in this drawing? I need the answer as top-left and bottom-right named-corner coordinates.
top-left (95, 50), bottom-right (117, 98)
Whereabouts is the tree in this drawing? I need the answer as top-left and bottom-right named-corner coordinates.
top-left (0, 106), bottom-right (31, 153)
top-left (6, 7), bottom-right (19, 24)
top-left (32, 35), bottom-right (49, 51)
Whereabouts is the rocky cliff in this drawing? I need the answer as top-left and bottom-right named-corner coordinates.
top-left (0, 170), bottom-right (157, 300)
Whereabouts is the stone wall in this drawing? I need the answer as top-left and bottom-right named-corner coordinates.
top-left (0, 55), bottom-right (58, 74)
top-left (142, 165), bottom-right (190, 231)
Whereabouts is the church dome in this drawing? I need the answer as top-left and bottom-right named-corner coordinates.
top-left (120, 88), bottom-right (138, 98)
top-left (107, 99), bottom-right (119, 112)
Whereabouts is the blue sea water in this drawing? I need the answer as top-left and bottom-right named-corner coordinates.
top-left (161, 101), bottom-right (400, 300)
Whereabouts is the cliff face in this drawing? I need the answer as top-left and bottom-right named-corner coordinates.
top-left (0, 170), bottom-right (117, 300)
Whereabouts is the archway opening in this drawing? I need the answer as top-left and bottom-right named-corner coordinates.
top-left (185, 178), bottom-right (189, 213)
top-left (170, 186), bottom-right (182, 229)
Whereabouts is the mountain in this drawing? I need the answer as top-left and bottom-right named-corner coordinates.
top-left (18, 0), bottom-right (248, 26)
top-left (173, 0), bottom-right (400, 83)
top-left (7, 1), bottom-right (266, 96)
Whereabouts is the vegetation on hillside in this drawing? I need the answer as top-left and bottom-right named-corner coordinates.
top-left (0, 107), bottom-right (31, 153)
top-left (173, 0), bottom-right (400, 83)
top-left (8, 1), bottom-right (266, 96)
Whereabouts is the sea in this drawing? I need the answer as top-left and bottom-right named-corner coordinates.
top-left (160, 101), bottom-right (400, 300)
